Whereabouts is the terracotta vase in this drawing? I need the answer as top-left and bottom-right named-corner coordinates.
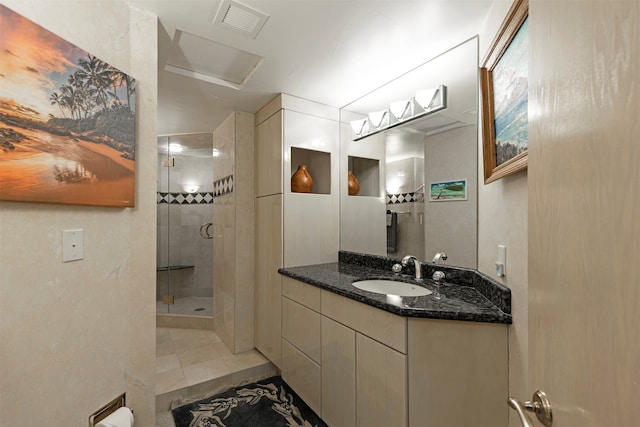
top-left (348, 170), bottom-right (360, 196)
top-left (291, 164), bottom-right (313, 193)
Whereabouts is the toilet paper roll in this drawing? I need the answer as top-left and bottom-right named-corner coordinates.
top-left (96, 407), bottom-right (134, 427)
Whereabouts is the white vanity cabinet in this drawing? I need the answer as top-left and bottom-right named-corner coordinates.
top-left (356, 333), bottom-right (407, 427)
top-left (255, 193), bottom-right (283, 367)
top-left (282, 276), bottom-right (409, 427)
top-left (321, 289), bottom-right (408, 427)
top-left (280, 276), bottom-right (509, 427)
top-left (281, 277), bottom-right (322, 414)
top-left (254, 94), bottom-right (339, 369)
top-left (408, 318), bottom-right (508, 427)
top-left (321, 316), bottom-right (356, 426)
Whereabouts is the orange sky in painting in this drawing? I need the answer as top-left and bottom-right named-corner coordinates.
top-left (0, 4), bottom-right (86, 121)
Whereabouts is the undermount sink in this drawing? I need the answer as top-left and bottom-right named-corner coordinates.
top-left (352, 279), bottom-right (433, 297)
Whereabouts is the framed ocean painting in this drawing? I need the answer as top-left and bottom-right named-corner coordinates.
top-left (480, 0), bottom-right (528, 184)
top-left (0, 4), bottom-right (136, 207)
top-left (429, 179), bottom-right (467, 202)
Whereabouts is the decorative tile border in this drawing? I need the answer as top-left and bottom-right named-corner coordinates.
top-left (386, 192), bottom-right (424, 204)
top-left (213, 174), bottom-right (234, 198)
top-left (156, 174), bottom-right (234, 204)
top-left (157, 192), bottom-right (214, 205)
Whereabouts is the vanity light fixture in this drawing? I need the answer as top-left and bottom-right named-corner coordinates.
top-left (368, 109), bottom-right (389, 129)
top-left (389, 99), bottom-right (412, 121)
top-left (181, 183), bottom-right (200, 193)
top-left (351, 84), bottom-right (447, 141)
top-left (414, 88), bottom-right (439, 110)
top-left (168, 142), bottom-right (185, 153)
top-left (350, 118), bottom-right (369, 136)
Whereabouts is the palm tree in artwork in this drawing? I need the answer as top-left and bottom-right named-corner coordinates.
top-left (60, 84), bottom-right (80, 120)
top-left (67, 73), bottom-right (91, 118)
top-left (49, 92), bottom-right (67, 118)
top-left (108, 69), bottom-right (135, 111)
top-left (76, 54), bottom-right (112, 110)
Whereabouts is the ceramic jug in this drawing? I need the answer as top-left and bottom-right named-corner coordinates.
top-left (291, 164), bottom-right (313, 193)
top-left (348, 170), bottom-right (360, 195)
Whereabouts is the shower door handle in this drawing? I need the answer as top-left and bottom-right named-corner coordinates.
top-left (199, 223), bottom-right (213, 239)
top-left (508, 390), bottom-right (553, 427)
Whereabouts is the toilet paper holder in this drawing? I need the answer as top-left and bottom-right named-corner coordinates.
top-left (89, 393), bottom-right (132, 427)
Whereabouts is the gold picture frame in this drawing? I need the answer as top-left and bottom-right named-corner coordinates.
top-left (480, 0), bottom-right (529, 184)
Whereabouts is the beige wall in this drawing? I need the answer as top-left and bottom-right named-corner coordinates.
top-left (213, 112), bottom-right (255, 353)
top-left (0, 1), bottom-right (157, 425)
top-left (478, 1), bottom-right (529, 423)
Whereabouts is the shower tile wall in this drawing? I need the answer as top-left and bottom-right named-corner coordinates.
top-left (157, 154), bottom-right (214, 301)
top-left (386, 157), bottom-right (425, 260)
top-left (212, 114), bottom-right (236, 349)
top-left (212, 111), bottom-right (255, 354)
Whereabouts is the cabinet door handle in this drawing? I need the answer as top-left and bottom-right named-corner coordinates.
top-left (508, 390), bottom-right (553, 427)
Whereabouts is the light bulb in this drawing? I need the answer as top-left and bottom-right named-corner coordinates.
top-left (415, 88), bottom-right (439, 110)
top-left (350, 119), bottom-right (369, 136)
top-left (389, 99), bottom-right (412, 120)
top-left (181, 183), bottom-right (200, 193)
top-left (168, 143), bottom-right (184, 153)
top-left (368, 110), bottom-right (388, 129)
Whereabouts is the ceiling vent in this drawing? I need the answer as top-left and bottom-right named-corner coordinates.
top-left (213, 0), bottom-right (269, 39)
top-left (165, 30), bottom-right (264, 90)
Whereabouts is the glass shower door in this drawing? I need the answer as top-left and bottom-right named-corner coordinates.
top-left (156, 133), bottom-right (214, 316)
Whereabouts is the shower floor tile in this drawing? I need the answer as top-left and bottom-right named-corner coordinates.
top-left (156, 296), bottom-right (213, 316)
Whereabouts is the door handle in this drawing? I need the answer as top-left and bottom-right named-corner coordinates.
top-left (508, 390), bottom-right (553, 427)
top-left (199, 223), bottom-right (213, 239)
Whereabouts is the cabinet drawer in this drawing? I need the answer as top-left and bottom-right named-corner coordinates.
top-left (282, 339), bottom-right (321, 415)
top-left (282, 276), bottom-right (321, 312)
top-left (321, 290), bottom-right (407, 353)
top-left (282, 296), bottom-right (321, 363)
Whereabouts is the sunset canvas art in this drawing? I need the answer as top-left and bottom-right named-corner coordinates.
top-left (0, 5), bottom-right (136, 207)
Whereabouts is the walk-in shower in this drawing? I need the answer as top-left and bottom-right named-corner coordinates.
top-left (156, 132), bottom-right (215, 316)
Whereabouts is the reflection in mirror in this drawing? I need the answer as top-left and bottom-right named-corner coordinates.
top-left (339, 37), bottom-right (478, 268)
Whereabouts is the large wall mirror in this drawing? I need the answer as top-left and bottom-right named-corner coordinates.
top-left (339, 37), bottom-right (478, 268)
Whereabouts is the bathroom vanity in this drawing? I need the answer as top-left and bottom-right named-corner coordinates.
top-left (277, 251), bottom-right (511, 427)
top-left (254, 37), bottom-right (511, 426)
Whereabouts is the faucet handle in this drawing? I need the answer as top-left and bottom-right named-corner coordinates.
top-left (432, 271), bottom-right (445, 281)
top-left (392, 263), bottom-right (403, 273)
top-left (432, 270), bottom-right (445, 300)
top-left (432, 252), bottom-right (448, 263)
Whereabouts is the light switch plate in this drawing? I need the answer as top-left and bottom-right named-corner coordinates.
top-left (63, 229), bottom-right (84, 262)
top-left (497, 244), bottom-right (506, 277)
top-left (498, 245), bottom-right (506, 264)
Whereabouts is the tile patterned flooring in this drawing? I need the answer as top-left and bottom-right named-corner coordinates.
top-left (156, 327), bottom-right (277, 426)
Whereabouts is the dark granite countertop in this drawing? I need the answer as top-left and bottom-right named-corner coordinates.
top-left (278, 252), bottom-right (512, 325)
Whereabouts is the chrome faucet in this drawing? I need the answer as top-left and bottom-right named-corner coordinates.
top-left (401, 254), bottom-right (422, 279)
top-left (432, 252), bottom-right (448, 264)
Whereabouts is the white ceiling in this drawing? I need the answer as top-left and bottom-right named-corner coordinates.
top-left (124, 0), bottom-right (494, 137)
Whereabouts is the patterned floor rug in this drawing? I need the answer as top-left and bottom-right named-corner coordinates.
top-left (171, 376), bottom-right (328, 427)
